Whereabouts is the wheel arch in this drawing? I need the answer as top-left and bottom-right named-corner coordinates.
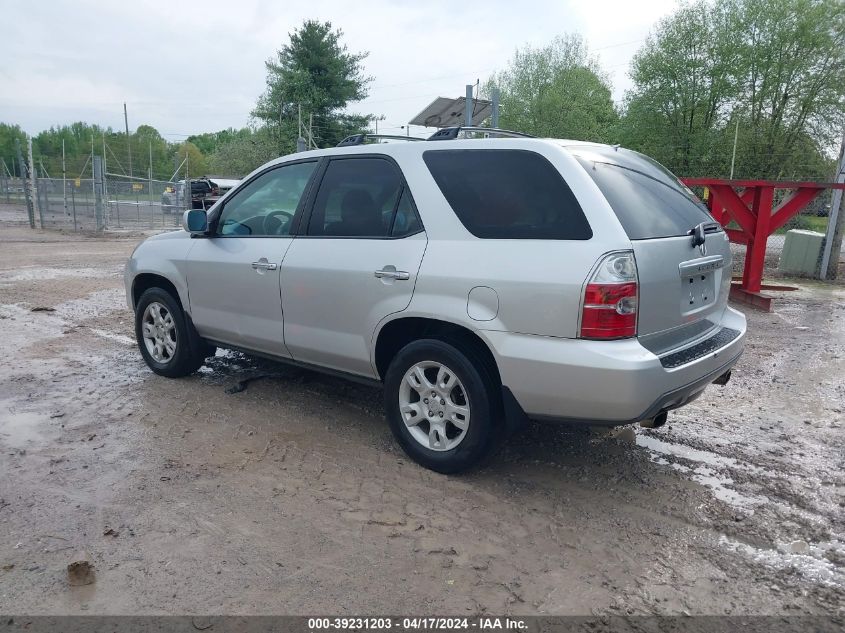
top-left (132, 273), bottom-right (186, 313)
top-left (373, 316), bottom-right (502, 387)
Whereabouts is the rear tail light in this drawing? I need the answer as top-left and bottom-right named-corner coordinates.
top-left (580, 251), bottom-right (638, 340)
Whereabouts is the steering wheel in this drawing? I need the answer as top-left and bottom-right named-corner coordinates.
top-left (262, 209), bottom-right (294, 235)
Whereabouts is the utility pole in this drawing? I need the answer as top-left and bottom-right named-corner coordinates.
top-left (309, 113), bottom-right (314, 149)
top-left (124, 102), bottom-right (132, 177)
top-left (491, 88), bottom-right (500, 129)
top-left (464, 84), bottom-right (473, 128)
top-left (820, 133), bottom-right (845, 280)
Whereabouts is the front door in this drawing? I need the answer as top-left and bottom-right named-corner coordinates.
top-left (186, 160), bottom-right (318, 356)
top-left (281, 156), bottom-right (427, 377)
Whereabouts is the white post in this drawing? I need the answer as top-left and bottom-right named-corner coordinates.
top-left (148, 140), bottom-right (154, 228)
top-left (28, 136), bottom-right (43, 228)
top-left (729, 118), bottom-right (740, 179)
top-left (819, 135), bottom-right (845, 279)
top-left (62, 139), bottom-right (68, 217)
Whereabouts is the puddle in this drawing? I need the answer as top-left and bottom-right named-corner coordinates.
top-left (637, 434), bottom-right (773, 509)
top-left (0, 402), bottom-right (47, 450)
top-left (637, 435), bottom-right (769, 475)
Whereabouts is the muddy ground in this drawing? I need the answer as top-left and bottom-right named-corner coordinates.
top-left (0, 215), bottom-right (843, 616)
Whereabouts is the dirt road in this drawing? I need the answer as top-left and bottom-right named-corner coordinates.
top-left (0, 220), bottom-right (843, 616)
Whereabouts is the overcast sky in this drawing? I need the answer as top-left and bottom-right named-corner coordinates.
top-left (0, 0), bottom-right (679, 140)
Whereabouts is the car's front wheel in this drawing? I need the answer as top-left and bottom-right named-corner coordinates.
top-left (384, 339), bottom-right (501, 473)
top-left (134, 287), bottom-right (209, 377)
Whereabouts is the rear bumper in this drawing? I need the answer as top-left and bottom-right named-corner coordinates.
top-left (484, 306), bottom-right (746, 425)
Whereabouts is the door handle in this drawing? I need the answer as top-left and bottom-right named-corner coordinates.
top-left (374, 268), bottom-right (410, 280)
top-left (251, 261), bottom-right (278, 271)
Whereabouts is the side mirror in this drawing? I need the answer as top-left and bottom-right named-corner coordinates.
top-left (182, 209), bottom-right (208, 234)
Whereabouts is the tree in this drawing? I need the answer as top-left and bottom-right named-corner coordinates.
top-left (729, 0), bottom-right (845, 179)
top-left (618, 0), bottom-right (845, 180)
top-left (616, 1), bottom-right (738, 175)
top-left (252, 20), bottom-right (373, 148)
top-left (174, 141), bottom-right (209, 179)
top-left (0, 123), bottom-right (28, 176)
top-left (187, 128), bottom-right (253, 156)
top-left (208, 128), bottom-right (279, 177)
top-left (485, 35), bottom-right (618, 141)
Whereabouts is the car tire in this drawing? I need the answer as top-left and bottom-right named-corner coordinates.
top-left (134, 287), bottom-right (208, 378)
top-left (384, 338), bottom-right (502, 474)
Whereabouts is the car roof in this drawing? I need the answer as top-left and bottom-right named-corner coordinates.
top-left (265, 137), bottom-right (619, 167)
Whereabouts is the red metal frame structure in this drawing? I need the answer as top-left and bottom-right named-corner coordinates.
top-left (680, 178), bottom-right (845, 310)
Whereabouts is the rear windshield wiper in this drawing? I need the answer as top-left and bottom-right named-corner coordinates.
top-left (689, 222), bottom-right (721, 247)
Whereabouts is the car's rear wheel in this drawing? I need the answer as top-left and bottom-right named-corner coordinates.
top-left (134, 287), bottom-right (209, 377)
top-left (384, 339), bottom-right (501, 473)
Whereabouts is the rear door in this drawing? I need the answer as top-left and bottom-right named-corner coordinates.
top-left (573, 148), bottom-right (732, 354)
top-left (280, 155), bottom-right (426, 378)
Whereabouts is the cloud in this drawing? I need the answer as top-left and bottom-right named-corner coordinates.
top-left (0, 0), bottom-right (679, 136)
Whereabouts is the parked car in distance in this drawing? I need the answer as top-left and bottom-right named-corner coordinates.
top-left (161, 178), bottom-right (218, 213)
top-left (126, 132), bottom-right (746, 473)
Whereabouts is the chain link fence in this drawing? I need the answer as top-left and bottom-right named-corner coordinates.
top-left (0, 172), bottom-right (185, 232)
top-left (681, 184), bottom-right (837, 279)
top-left (1, 163), bottom-right (840, 280)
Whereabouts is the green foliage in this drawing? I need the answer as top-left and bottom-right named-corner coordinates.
top-left (0, 123), bottom-right (27, 176)
top-left (187, 128), bottom-right (253, 156)
top-left (208, 128), bottom-right (281, 177)
top-left (486, 35), bottom-right (618, 141)
top-left (175, 141), bottom-right (209, 178)
top-left (617, 0), bottom-right (845, 179)
top-left (252, 20), bottom-right (373, 148)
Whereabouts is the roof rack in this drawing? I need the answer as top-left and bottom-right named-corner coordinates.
top-left (427, 126), bottom-right (535, 141)
top-left (336, 133), bottom-right (425, 147)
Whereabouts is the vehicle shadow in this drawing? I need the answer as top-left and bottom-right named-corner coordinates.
top-left (198, 349), bottom-right (659, 484)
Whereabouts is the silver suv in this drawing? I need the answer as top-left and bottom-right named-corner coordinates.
top-left (125, 134), bottom-right (746, 473)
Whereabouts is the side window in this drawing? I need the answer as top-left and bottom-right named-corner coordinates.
top-left (423, 149), bottom-right (592, 240)
top-left (390, 188), bottom-right (422, 237)
top-left (308, 158), bottom-right (402, 237)
top-left (217, 161), bottom-right (317, 236)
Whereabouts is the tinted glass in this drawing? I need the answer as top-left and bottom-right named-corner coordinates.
top-left (572, 147), bottom-right (714, 240)
top-left (423, 149), bottom-right (592, 240)
top-left (308, 158), bottom-right (402, 237)
top-left (217, 161), bottom-right (316, 236)
top-left (390, 188), bottom-right (422, 237)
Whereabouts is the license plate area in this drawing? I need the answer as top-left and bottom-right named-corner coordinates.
top-left (679, 256), bottom-right (723, 315)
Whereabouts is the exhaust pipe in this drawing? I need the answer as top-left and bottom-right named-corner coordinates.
top-left (641, 411), bottom-right (668, 429)
top-left (713, 370), bottom-right (732, 386)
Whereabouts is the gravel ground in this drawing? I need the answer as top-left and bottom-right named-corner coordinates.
top-left (0, 217), bottom-right (843, 617)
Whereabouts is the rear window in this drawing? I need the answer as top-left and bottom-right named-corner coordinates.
top-left (572, 147), bottom-right (714, 240)
top-left (423, 149), bottom-right (592, 240)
